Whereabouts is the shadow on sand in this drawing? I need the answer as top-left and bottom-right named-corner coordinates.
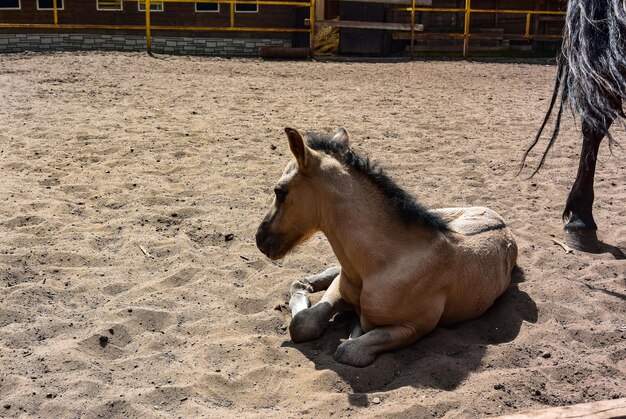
top-left (582, 240), bottom-right (625, 260)
top-left (282, 267), bottom-right (537, 400)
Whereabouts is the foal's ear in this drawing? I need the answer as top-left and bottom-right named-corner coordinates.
top-left (285, 127), bottom-right (312, 170)
top-left (332, 127), bottom-right (350, 148)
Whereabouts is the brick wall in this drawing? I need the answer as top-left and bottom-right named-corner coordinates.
top-left (0, 33), bottom-right (292, 56)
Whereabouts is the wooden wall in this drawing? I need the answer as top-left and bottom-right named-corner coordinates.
top-left (0, 0), bottom-right (306, 34)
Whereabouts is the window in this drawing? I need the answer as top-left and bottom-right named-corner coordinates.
top-left (0, 0), bottom-right (20, 9)
top-left (97, 0), bottom-right (122, 10)
top-left (235, 2), bottom-right (257, 12)
top-left (138, 1), bottom-right (163, 11)
top-left (196, 2), bottom-right (219, 12)
top-left (37, 0), bottom-right (63, 9)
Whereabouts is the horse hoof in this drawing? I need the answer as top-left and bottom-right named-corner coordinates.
top-left (334, 340), bottom-right (376, 367)
top-left (289, 310), bottom-right (324, 343)
top-left (563, 229), bottom-right (602, 252)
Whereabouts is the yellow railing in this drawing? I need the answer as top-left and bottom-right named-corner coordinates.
top-left (0, 0), bottom-right (314, 53)
top-left (0, 0), bottom-right (565, 57)
top-left (396, 0), bottom-right (566, 56)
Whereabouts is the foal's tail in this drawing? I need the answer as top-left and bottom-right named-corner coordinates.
top-left (520, 0), bottom-right (626, 177)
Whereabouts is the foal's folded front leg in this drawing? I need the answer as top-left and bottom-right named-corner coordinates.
top-left (289, 270), bottom-right (347, 343)
top-left (334, 300), bottom-right (445, 367)
top-left (334, 324), bottom-right (420, 367)
top-left (289, 266), bottom-right (341, 318)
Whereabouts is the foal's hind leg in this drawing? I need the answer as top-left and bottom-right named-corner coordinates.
top-left (289, 268), bottom-right (347, 343)
top-left (563, 120), bottom-right (609, 250)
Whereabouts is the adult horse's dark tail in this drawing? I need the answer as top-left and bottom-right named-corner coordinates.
top-left (520, 0), bottom-right (625, 176)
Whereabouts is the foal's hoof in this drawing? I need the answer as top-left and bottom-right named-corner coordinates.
top-left (334, 340), bottom-right (376, 367)
top-left (290, 280), bottom-right (314, 294)
top-left (563, 229), bottom-right (601, 253)
top-left (289, 310), bottom-right (325, 343)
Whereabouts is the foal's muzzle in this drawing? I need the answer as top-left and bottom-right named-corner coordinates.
top-left (256, 222), bottom-right (289, 260)
top-left (255, 221), bottom-right (273, 258)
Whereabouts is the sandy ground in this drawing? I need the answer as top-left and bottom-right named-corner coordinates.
top-left (0, 52), bottom-right (624, 418)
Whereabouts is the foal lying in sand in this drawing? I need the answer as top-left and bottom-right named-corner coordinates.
top-left (256, 127), bottom-right (518, 367)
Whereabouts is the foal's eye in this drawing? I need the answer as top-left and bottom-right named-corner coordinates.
top-left (274, 188), bottom-right (287, 203)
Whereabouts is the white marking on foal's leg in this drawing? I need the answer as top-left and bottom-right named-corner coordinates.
top-left (288, 267), bottom-right (340, 318)
top-left (289, 290), bottom-right (311, 318)
top-left (349, 317), bottom-right (363, 340)
top-left (289, 280), bottom-right (313, 317)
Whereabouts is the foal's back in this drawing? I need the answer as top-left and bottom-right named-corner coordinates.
top-left (432, 207), bottom-right (517, 325)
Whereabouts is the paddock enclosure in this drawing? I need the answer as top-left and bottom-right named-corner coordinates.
top-left (0, 0), bottom-right (565, 56)
top-left (0, 52), bottom-right (624, 417)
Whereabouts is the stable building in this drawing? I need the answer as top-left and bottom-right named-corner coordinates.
top-left (0, 0), bottom-right (565, 56)
top-left (0, 0), bottom-right (312, 55)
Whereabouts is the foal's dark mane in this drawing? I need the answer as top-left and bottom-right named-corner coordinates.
top-left (306, 133), bottom-right (448, 232)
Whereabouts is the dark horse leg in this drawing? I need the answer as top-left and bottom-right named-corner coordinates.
top-left (562, 119), bottom-right (611, 250)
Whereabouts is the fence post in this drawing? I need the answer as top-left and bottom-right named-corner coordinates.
top-left (309, 0), bottom-right (315, 55)
top-left (145, 0), bottom-right (151, 53)
top-left (410, 0), bottom-right (415, 58)
top-left (462, 0), bottom-right (470, 57)
top-left (53, 0), bottom-right (58, 25)
top-left (230, 2), bottom-right (235, 28)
